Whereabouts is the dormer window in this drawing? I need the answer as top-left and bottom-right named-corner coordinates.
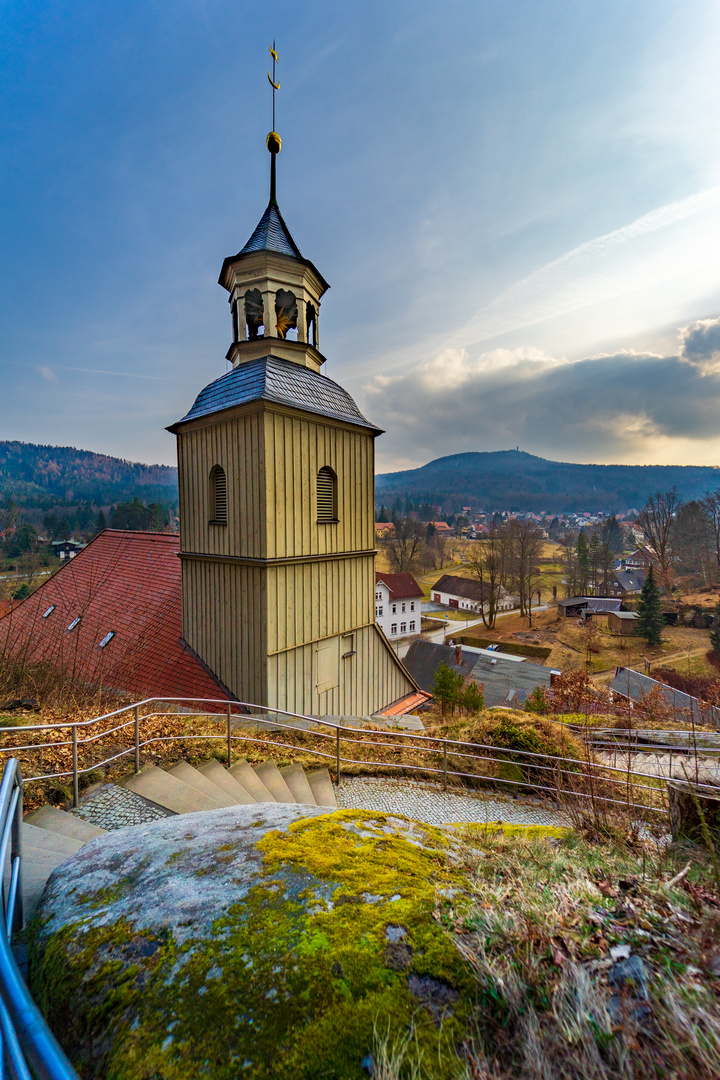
top-left (42, 606), bottom-right (55, 618)
top-left (316, 466), bottom-right (337, 523)
top-left (67, 617), bottom-right (81, 631)
top-left (98, 631), bottom-right (115, 648)
top-left (209, 465), bottom-right (227, 525)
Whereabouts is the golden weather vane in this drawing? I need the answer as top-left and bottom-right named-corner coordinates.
top-left (267, 42), bottom-right (280, 131)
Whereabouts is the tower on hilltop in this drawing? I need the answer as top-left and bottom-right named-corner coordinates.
top-left (168, 52), bottom-right (417, 715)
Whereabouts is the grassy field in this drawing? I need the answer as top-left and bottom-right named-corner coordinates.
top-left (458, 605), bottom-right (718, 679)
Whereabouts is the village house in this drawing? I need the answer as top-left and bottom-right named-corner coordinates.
top-left (375, 571), bottom-right (424, 639)
top-left (374, 521), bottom-right (395, 538)
top-left (602, 568), bottom-right (646, 598)
top-left (431, 573), bottom-right (516, 613)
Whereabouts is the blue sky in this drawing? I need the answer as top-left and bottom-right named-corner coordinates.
top-left (2, 0), bottom-right (720, 473)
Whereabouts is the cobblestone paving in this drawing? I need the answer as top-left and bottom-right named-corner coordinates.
top-left (336, 777), bottom-right (568, 828)
top-left (71, 784), bottom-right (174, 831)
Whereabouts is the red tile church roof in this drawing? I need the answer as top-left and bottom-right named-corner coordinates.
top-left (0, 530), bottom-right (231, 704)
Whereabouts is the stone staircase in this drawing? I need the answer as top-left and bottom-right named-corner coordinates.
top-left (22, 758), bottom-right (337, 917)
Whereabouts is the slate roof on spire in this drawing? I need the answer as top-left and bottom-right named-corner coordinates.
top-left (238, 200), bottom-right (303, 259)
top-left (168, 356), bottom-right (382, 435)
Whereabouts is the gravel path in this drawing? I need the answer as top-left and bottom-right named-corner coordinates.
top-left (336, 777), bottom-right (568, 828)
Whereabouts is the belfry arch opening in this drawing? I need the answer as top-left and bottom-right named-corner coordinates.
top-left (316, 466), bottom-right (337, 524)
top-left (244, 289), bottom-right (264, 340)
top-left (209, 465), bottom-right (227, 524)
top-left (275, 289), bottom-right (298, 340)
top-left (306, 302), bottom-right (317, 347)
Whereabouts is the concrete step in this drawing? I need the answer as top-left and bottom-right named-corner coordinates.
top-left (253, 761), bottom-right (295, 803)
top-left (21, 823), bottom-right (85, 857)
top-left (229, 760), bottom-right (276, 802)
top-left (198, 760), bottom-right (256, 805)
top-left (280, 764), bottom-right (316, 805)
top-left (25, 806), bottom-right (106, 842)
top-left (119, 765), bottom-right (224, 815)
top-left (168, 762), bottom-right (239, 808)
top-left (22, 845), bottom-right (79, 920)
top-left (305, 768), bottom-right (338, 808)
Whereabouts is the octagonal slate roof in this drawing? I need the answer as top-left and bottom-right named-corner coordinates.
top-left (239, 201), bottom-right (303, 259)
top-left (170, 356), bottom-right (382, 434)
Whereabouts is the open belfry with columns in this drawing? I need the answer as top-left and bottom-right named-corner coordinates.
top-left (168, 98), bottom-right (418, 715)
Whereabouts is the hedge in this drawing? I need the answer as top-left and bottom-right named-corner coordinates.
top-left (450, 635), bottom-right (552, 660)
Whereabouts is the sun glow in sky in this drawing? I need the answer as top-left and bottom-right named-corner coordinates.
top-left (2, 0), bottom-right (720, 473)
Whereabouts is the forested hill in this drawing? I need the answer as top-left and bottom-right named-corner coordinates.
top-left (375, 450), bottom-right (720, 513)
top-left (0, 441), bottom-right (178, 508)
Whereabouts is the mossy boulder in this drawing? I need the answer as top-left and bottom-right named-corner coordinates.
top-left (30, 804), bottom-right (478, 1079)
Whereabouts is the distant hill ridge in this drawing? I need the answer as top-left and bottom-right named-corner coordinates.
top-left (0, 441), bottom-right (178, 508)
top-left (375, 450), bottom-right (720, 513)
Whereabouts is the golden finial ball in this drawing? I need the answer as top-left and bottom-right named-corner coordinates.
top-left (266, 131), bottom-right (282, 154)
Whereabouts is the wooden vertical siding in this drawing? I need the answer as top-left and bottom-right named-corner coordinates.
top-left (177, 408), bottom-right (266, 560)
top-left (181, 559), bottom-right (267, 704)
top-left (263, 408), bottom-right (374, 559)
top-left (267, 555), bottom-right (374, 654)
top-left (177, 398), bottom-right (415, 711)
top-left (268, 623), bottom-right (413, 715)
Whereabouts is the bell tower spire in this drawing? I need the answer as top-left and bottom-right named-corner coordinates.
top-left (219, 43), bottom-right (329, 373)
top-left (169, 45), bottom-right (419, 718)
top-left (267, 41), bottom-right (280, 206)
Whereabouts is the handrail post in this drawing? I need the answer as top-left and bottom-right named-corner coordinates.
top-left (443, 744), bottom-right (448, 792)
top-left (336, 725), bottom-right (341, 788)
top-left (11, 765), bottom-right (23, 936)
top-left (227, 704), bottom-right (232, 766)
top-left (134, 706), bottom-right (140, 774)
top-left (71, 727), bottom-right (79, 808)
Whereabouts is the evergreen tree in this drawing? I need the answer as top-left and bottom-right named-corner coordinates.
top-left (95, 510), bottom-right (107, 535)
top-left (635, 564), bottom-right (664, 646)
top-left (430, 662), bottom-right (464, 715)
top-left (575, 532), bottom-right (590, 594)
top-left (710, 601), bottom-right (720, 658)
top-left (377, 505), bottom-right (388, 523)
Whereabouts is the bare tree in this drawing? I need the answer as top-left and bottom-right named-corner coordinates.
top-left (597, 515), bottom-right (623, 593)
top-left (701, 489), bottom-right (720, 575)
top-left (636, 487), bottom-right (682, 590)
top-left (467, 524), bottom-right (507, 629)
top-left (675, 501), bottom-right (715, 585)
top-left (508, 520), bottom-right (543, 623)
top-left (384, 518), bottom-right (426, 573)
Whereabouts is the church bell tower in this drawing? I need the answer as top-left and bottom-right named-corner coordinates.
top-left (168, 57), bottom-right (417, 715)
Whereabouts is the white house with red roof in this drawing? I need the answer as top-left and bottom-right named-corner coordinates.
top-left (375, 572), bottom-right (424, 640)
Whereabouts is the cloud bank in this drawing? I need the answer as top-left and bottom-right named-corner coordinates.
top-left (367, 317), bottom-right (720, 471)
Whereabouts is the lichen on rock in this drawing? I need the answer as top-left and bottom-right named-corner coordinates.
top-left (30, 804), bottom-right (479, 1079)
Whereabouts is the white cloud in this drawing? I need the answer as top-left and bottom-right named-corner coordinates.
top-left (38, 366), bottom-right (57, 382)
top-left (446, 187), bottom-right (720, 350)
top-left (367, 327), bottom-right (720, 472)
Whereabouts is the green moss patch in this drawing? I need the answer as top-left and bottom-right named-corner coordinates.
top-left (30, 807), bottom-right (479, 1079)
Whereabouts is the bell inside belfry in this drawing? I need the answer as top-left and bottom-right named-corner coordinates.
top-left (275, 289), bottom-right (298, 339)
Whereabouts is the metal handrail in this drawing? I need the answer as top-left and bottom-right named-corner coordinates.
top-left (0, 760), bottom-right (79, 1079)
top-left (0, 697), bottom-right (675, 817)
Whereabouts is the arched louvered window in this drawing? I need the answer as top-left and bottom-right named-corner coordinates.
top-left (210, 465), bottom-right (227, 524)
top-left (316, 466), bottom-right (337, 524)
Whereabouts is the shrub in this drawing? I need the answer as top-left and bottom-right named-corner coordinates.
top-left (524, 686), bottom-right (550, 714)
